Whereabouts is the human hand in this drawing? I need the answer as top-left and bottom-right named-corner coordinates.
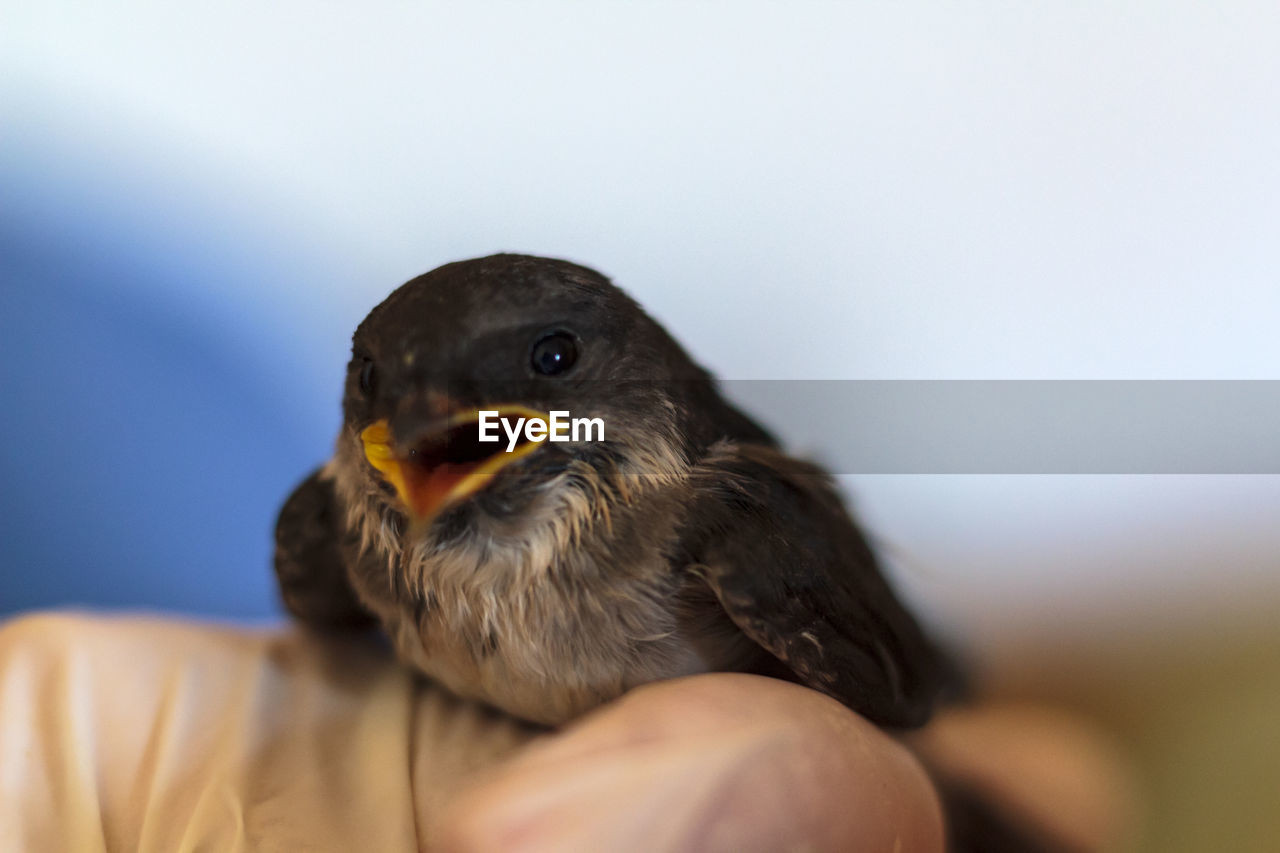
top-left (0, 615), bottom-right (1133, 852)
top-left (439, 674), bottom-right (1134, 853)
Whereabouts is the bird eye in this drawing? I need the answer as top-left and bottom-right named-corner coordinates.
top-left (530, 332), bottom-right (578, 376)
top-left (359, 358), bottom-right (377, 394)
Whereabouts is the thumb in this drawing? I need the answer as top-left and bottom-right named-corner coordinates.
top-left (437, 673), bottom-right (944, 853)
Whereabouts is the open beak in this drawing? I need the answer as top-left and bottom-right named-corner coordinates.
top-left (360, 405), bottom-right (547, 522)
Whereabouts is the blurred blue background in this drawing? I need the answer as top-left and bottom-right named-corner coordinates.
top-left (3, 1), bottom-right (1279, 653)
top-left (1, 156), bottom-right (332, 618)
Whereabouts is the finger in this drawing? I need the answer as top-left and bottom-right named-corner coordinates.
top-left (437, 673), bottom-right (944, 853)
top-left (908, 703), bottom-right (1140, 852)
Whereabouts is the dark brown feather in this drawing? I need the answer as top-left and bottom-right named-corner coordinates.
top-left (274, 468), bottom-right (375, 630)
top-left (676, 443), bottom-right (955, 728)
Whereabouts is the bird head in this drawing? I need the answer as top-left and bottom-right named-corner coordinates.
top-left (335, 254), bottom-right (746, 533)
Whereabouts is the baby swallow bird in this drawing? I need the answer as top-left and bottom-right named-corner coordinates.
top-left (274, 254), bottom-right (953, 728)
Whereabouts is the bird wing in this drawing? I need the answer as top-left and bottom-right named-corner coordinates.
top-left (274, 468), bottom-right (376, 629)
top-left (676, 443), bottom-right (957, 728)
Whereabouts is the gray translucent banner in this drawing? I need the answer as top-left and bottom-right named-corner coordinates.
top-left (721, 380), bottom-right (1280, 474)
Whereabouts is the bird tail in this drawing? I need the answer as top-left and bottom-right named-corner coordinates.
top-left (930, 770), bottom-right (1080, 853)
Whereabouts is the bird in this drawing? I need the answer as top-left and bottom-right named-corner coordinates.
top-left (273, 253), bottom-right (956, 729)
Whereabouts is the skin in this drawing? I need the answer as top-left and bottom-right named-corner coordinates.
top-left (437, 675), bottom-right (1136, 853)
top-left (0, 614), bottom-right (1132, 851)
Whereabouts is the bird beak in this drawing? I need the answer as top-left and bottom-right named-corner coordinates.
top-left (359, 406), bottom-right (548, 522)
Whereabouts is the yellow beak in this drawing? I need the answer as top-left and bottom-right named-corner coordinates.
top-left (359, 406), bottom-right (548, 521)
